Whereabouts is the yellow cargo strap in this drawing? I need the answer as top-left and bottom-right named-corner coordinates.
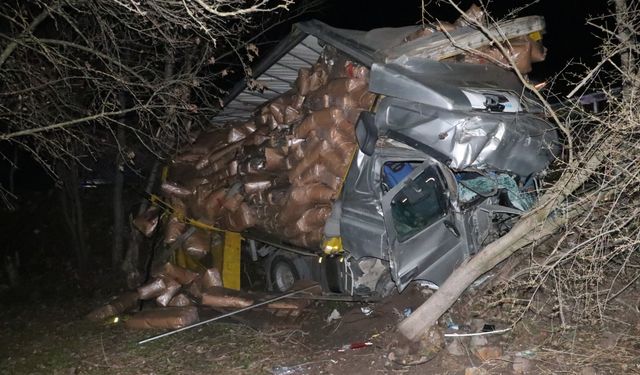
top-left (145, 192), bottom-right (243, 278)
top-left (161, 166), bottom-right (169, 183)
top-left (145, 193), bottom-right (225, 233)
top-left (222, 231), bottom-right (242, 290)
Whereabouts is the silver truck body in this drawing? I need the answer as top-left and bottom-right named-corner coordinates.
top-left (220, 19), bottom-right (559, 296)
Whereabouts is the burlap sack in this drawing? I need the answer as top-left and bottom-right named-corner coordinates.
top-left (86, 292), bottom-right (139, 321)
top-left (133, 207), bottom-right (160, 237)
top-left (153, 262), bottom-right (198, 285)
top-left (201, 287), bottom-right (254, 309)
top-left (168, 293), bottom-right (193, 307)
top-left (155, 278), bottom-right (181, 307)
top-left (125, 307), bottom-right (199, 329)
top-left (137, 278), bottom-right (167, 300)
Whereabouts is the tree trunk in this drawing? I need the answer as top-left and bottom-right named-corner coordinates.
top-left (398, 209), bottom-right (570, 340)
top-left (613, 0), bottom-right (635, 97)
top-left (121, 161), bottom-right (161, 287)
top-left (120, 46), bottom-right (176, 284)
top-left (58, 160), bottom-right (88, 271)
top-left (397, 148), bottom-right (606, 341)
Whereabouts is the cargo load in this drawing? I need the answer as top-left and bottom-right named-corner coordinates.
top-left (133, 6), bottom-right (558, 297)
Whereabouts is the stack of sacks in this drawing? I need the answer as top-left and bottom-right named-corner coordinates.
top-left (133, 6), bottom-right (547, 252)
top-left (135, 46), bottom-right (376, 249)
top-left (86, 263), bottom-right (225, 329)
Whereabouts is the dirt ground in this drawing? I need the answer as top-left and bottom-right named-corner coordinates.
top-left (2, 191), bottom-right (639, 374)
top-left (2, 277), bottom-right (640, 375)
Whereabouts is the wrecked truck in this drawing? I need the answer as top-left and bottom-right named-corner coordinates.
top-left (144, 13), bottom-right (559, 300)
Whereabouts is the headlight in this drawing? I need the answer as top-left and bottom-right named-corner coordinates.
top-left (322, 237), bottom-right (343, 255)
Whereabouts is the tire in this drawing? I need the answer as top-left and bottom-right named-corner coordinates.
top-left (268, 255), bottom-right (300, 292)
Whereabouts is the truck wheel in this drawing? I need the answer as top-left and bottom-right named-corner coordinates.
top-left (268, 255), bottom-right (300, 292)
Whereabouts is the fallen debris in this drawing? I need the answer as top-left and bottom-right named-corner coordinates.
top-left (464, 367), bottom-right (488, 375)
top-left (474, 345), bottom-right (503, 362)
top-left (445, 338), bottom-right (467, 356)
top-left (86, 292), bottom-right (139, 321)
top-left (137, 284), bottom-right (320, 345)
top-left (201, 287), bottom-right (255, 308)
top-left (444, 327), bottom-right (512, 338)
top-left (326, 309), bottom-right (341, 323)
top-left (125, 307), bottom-right (199, 330)
top-left (337, 341), bottom-right (372, 352)
top-left (512, 356), bottom-right (533, 374)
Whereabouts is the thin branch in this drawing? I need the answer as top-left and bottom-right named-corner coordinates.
top-left (0, 107), bottom-right (143, 140)
top-left (0, 6), bottom-right (52, 68)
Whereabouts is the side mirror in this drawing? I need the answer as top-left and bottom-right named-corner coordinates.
top-left (355, 111), bottom-right (377, 156)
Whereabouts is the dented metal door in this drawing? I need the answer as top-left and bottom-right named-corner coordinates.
top-left (381, 161), bottom-right (465, 291)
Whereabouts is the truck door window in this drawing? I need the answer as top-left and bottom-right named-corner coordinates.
top-left (390, 166), bottom-right (447, 242)
top-left (381, 161), bottom-right (420, 194)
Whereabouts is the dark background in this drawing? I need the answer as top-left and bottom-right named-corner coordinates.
top-left (316, 0), bottom-right (610, 84)
top-left (0, 0), bottom-right (611, 192)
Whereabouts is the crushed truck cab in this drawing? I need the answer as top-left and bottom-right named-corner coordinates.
top-left (143, 12), bottom-right (559, 299)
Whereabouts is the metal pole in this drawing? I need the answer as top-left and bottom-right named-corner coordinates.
top-left (137, 284), bottom-right (318, 345)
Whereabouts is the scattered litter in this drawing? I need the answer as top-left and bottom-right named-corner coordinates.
top-left (271, 365), bottom-right (307, 375)
top-left (360, 306), bottom-right (373, 316)
top-left (326, 309), bottom-right (341, 323)
top-left (444, 327), bottom-right (512, 337)
top-left (515, 349), bottom-right (536, 359)
top-left (465, 367), bottom-right (488, 375)
top-left (338, 341), bottom-right (373, 352)
top-left (474, 345), bottom-right (503, 361)
top-left (481, 324), bottom-right (495, 332)
top-left (417, 281), bottom-right (439, 290)
top-left (402, 307), bottom-right (413, 317)
top-left (512, 357), bottom-right (533, 374)
top-left (271, 360), bottom-right (338, 375)
top-left (446, 338), bottom-right (466, 356)
top-left (446, 316), bottom-right (459, 330)
top-left (470, 273), bottom-right (494, 289)
top-left (471, 334), bottom-right (488, 347)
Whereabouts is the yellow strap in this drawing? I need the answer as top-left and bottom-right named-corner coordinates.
top-left (147, 193), bottom-right (226, 233)
top-left (161, 166), bottom-right (169, 182)
top-left (222, 231), bottom-right (242, 290)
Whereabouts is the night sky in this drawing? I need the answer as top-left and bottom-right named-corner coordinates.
top-left (316, 0), bottom-right (610, 87)
top-left (0, 0), bottom-right (611, 190)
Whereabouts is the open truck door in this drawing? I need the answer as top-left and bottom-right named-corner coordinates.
top-left (381, 160), bottom-right (467, 291)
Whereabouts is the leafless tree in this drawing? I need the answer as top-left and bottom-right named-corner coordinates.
top-left (399, 0), bottom-right (639, 343)
top-left (0, 0), bottom-right (306, 269)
